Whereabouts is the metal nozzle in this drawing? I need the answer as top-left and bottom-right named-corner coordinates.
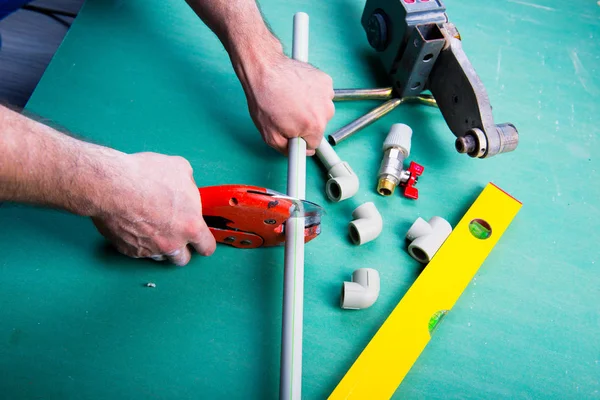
top-left (456, 124), bottom-right (519, 158)
top-left (377, 177), bottom-right (397, 196)
top-left (455, 134), bottom-right (477, 154)
top-left (455, 128), bottom-right (487, 158)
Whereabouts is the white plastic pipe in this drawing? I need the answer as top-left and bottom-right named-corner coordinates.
top-left (341, 268), bottom-right (380, 310)
top-left (280, 12), bottom-right (308, 400)
top-left (316, 138), bottom-right (341, 170)
top-left (406, 216), bottom-right (452, 263)
top-left (316, 139), bottom-right (359, 202)
top-left (348, 202), bottom-right (383, 245)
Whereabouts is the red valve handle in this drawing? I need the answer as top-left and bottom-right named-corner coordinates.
top-left (401, 161), bottom-right (424, 200)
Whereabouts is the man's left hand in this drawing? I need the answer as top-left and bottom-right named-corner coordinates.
top-left (241, 53), bottom-right (335, 156)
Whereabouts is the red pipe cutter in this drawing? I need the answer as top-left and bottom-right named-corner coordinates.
top-left (198, 185), bottom-right (323, 249)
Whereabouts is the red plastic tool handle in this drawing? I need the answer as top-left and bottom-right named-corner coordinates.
top-left (199, 185), bottom-right (320, 248)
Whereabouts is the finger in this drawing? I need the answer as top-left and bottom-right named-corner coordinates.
top-left (113, 242), bottom-right (142, 259)
top-left (306, 149), bottom-right (316, 156)
top-left (326, 100), bottom-right (336, 120)
top-left (265, 133), bottom-right (289, 155)
top-left (189, 172), bottom-right (198, 185)
top-left (190, 219), bottom-right (217, 257)
top-left (166, 247), bottom-right (192, 266)
top-left (302, 133), bottom-right (322, 151)
top-left (274, 135), bottom-right (289, 155)
top-left (149, 254), bottom-right (166, 262)
top-left (324, 74), bottom-right (334, 92)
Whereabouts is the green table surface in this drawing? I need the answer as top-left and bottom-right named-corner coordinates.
top-left (1, 0), bottom-right (599, 398)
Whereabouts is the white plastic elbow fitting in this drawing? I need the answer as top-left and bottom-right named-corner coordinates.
top-left (348, 202), bottom-right (383, 245)
top-left (341, 268), bottom-right (380, 310)
top-left (316, 139), bottom-right (359, 202)
top-left (406, 216), bottom-right (452, 263)
top-left (326, 161), bottom-right (360, 202)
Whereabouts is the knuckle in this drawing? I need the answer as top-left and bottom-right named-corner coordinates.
top-left (325, 74), bottom-right (333, 87)
top-left (172, 156), bottom-right (193, 172)
top-left (134, 247), bottom-right (149, 258)
top-left (327, 102), bottom-right (336, 119)
top-left (311, 118), bottom-right (326, 134)
top-left (265, 136), bottom-right (277, 147)
top-left (199, 242), bottom-right (216, 257)
top-left (185, 219), bottom-right (203, 237)
top-left (115, 244), bottom-right (136, 258)
top-left (120, 244), bottom-right (150, 259)
top-left (198, 248), bottom-right (212, 257)
top-left (156, 238), bottom-right (177, 255)
top-left (173, 252), bottom-right (191, 266)
top-left (308, 137), bottom-right (321, 151)
top-left (276, 135), bottom-right (289, 148)
top-left (301, 117), bottom-right (314, 132)
top-left (267, 134), bottom-right (287, 152)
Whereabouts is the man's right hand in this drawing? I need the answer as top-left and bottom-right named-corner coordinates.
top-left (1, 106), bottom-right (216, 267)
top-left (92, 152), bottom-right (217, 266)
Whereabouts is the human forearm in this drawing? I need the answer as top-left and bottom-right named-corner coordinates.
top-left (0, 105), bottom-right (124, 216)
top-left (0, 105), bottom-right (216, 264)
top-left (185, 0), bottom-right (283, 81)
top-left (185, 0), bottom-right (335, 154)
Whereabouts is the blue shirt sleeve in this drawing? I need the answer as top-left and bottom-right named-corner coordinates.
top-left (0, 1), bottom-right (34, 20)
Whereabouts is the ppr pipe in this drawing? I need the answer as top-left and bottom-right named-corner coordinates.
top-left (281, 12), bottom-right (309, 400)
top-left (334, 88), bottom-right (393, 101)
top-left (406, 216), bottom-right (452, 263)
top-left (328, 95), bottom-right (437, 146)
top-left (377, 123), bottom-right (412, 196)
top-left (349, 202), bottom-right (383, 245)
top-left (315, 139), bottom-right (359, 202)
top-left (341, 268), bottom-right (380, 310)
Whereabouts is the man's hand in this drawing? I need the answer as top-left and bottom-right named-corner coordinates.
top-left (0, 105), bottom-right (216, 266)
top-left (92, 153), bottom-right (216, 266)
top-left (242, 54), bottom-right (335, 155)
top-left (186, 0), bottom-right (335, 156)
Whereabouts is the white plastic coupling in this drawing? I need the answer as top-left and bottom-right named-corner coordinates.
top-left (316, 139), bottom-right (359, 202)
top-left (406, 216), bottom-right (452, 263)
top-left (348, 202), bottom-right (383, 245)
top-left (341, 268), bottom-right (380, 310)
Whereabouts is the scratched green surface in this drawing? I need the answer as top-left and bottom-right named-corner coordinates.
top-left (1, 0), bottom-right (599, 398)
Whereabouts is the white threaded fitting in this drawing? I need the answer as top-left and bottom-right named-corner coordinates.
top-left (341, 268), bottom-right (380, 310)
top-left (348, 202), bottom-right (383, 245)
top-left (383, 123), bottom-right (412, 156)
top-left (406, 216), bottom-right (452, 263)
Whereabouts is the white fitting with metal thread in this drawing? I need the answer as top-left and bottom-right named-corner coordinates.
top-left (384, 123), bottom-right (412, 155)
top-left (341, 268), bottom-right (380, 310)
top-left (406, 216), bottom-right (452, 263)
top-left (377, 124), bottom-right (413, 196)
top-left (348, 202), bottom-right (383, 245)
top-left (316, 139), bottom-right (359, 202)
